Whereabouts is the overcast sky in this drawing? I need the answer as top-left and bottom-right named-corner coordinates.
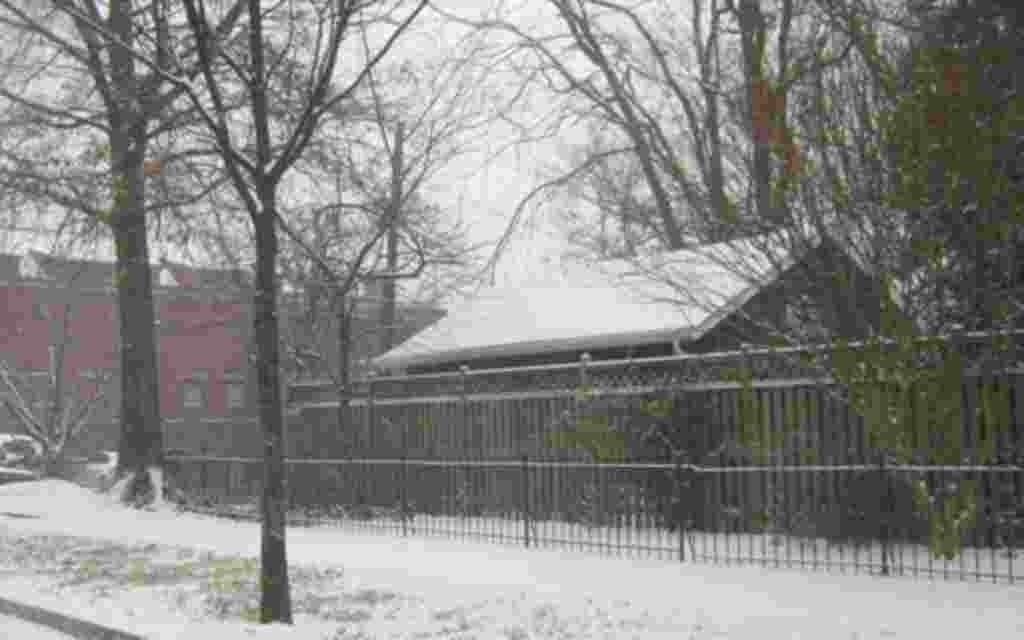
top-left (418, 0), bottom-right (575, 289)
top-left (0, 0), bottom-right (576, 294)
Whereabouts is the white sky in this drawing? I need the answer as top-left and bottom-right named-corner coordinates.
top-left (0, 0), bottom-right (572, 294)
top-left (412, 0), bottom-right (573, 289)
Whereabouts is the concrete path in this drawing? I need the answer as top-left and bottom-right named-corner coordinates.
top-left (0, 613), bottom-right (74, 638)
top-left (0, 595), bottom-right (145, 640)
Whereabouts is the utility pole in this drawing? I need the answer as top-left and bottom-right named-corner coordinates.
top-left (380, 121), bottom-right (405, 353)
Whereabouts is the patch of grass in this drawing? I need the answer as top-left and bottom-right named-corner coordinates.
top-left (330, 608), bottom-right (372, 624)
top-left (331, 630), bottom-right (375, 640)
top-left (343, 587), bottom-right (399, 607)
top-left (0, 531), bottom-right (412, 625)
top-left (240, 606), bottom-right (261, 623)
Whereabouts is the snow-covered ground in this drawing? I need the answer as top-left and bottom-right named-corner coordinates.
top-left (1, 479), bottom-right (1023, 639)
top-left (261, 508), bottom-right (1022, 582)
top-left (186, 496), bottom-right (1021, 583)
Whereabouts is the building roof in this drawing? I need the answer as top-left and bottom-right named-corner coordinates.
top-left (372, 232), bottom-right (812, 371)
top-left (0, 251), bottom-right (247, 293)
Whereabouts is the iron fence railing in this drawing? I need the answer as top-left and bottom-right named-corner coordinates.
top-left (284, 330), bottom-right (1024, 467)
top-left (167, 455), bottom-right (1024, 584)
top-left (288, 329), bottom-right (1024, 402)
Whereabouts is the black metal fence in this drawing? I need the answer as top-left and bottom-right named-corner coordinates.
top-left (167, 332), bottom-right (1024, 583)
top-left (168, 455), bottom-right (1024, 584)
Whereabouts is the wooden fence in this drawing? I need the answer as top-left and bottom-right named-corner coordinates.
top-left (289, 331), bottom-right (1024, 467)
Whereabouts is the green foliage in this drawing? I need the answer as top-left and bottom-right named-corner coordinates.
top-left (721, 324), bottom-right (1008, 560)
top-left (544, 413), bottom-right (624, 464)
top-left (640, 398), bottom-right (672, 419)
top-left (76, 558), bottom-right (99, 581)
top-left (877, 4), bottom-right (1024, 331)
top-left (911, 478), bottom-right (979, 560)
top-left (112, 268), bottom-right (128, 290)
top-left (830, 332), bottom-right (1007, 558)
top-left (723, 365), bottom-right (782, 464)
top-left (415, 415), bottom-right (432, 435)
top-left (208, 558), bottom-right (258, 596)
top-left (241, 606), bottom-right (261, 623)
top-left (573, 384), bottom-right (594, 403)
top-left (719, 197), bottom-right (739, 227)
top-left (543, 384), bottom-right (635, 463)
top-left (975, 383), bottom-right (1011, 464)
top-left (111, 174), bottom-right (129, 210)
top-left (127, 558), bottom-right (147, 586)
top-left (828, 329), bottom-right (1010, 467)
top-left (798, 446), bottom-right (817, 465)
top-left (750, 509), bottom-right (770, 533)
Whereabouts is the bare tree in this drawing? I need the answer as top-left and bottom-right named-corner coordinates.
top-left (280, 46), bottom-right (489, 388)
top-left (451, 0), bottom-right (872, 273)
top-left (0, 1), bottom-right (247, 505)
top-left (165, 0), bottom-right (429, 623)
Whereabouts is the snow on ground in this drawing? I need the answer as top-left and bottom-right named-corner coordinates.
top-left (276, 509), bottom-right (1020, 582)
top-left (1, 479), bottom-right (1023, 639)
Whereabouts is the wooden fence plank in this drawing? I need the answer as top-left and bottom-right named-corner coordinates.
top-left (294, 368), bottom-right (1024, 471)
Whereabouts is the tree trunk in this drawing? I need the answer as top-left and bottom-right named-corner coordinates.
top-left (380, 238), bottom-right (400, 354)
top-left (112, 141), bottom-right (164, 502)
top-left (253, 203), bottom-right (292, 624)
top-left (737, 0), bottom-right (778, 226)
top-left (338, 295), bottom-right (352, 412)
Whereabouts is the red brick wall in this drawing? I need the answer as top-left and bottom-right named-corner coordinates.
top-left (3, 267), bottom-right (440, 457)
top-left (0, 286), bottom-right (50, 371)
top-left (1, 280), bottom-right (255, 455)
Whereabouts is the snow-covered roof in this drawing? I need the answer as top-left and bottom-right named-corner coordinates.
top-left (372, 232), bottom-right (810, 371)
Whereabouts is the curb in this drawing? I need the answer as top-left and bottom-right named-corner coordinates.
top-left (0, 595), bottom-right (146, 640)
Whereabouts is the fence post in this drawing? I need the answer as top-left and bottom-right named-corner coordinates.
top-left (366, 372), bottom-right (376, 457)
top-left (674, 454), bottom-right (685, 562)
top-left (199, 444), bottom-right (209, 503)
top-left (400, 454), bottom-right (409, 538)
top-left (879, 453), bottom-right (891, 576)
top-left (225, 458), bottom-right (232, 502)
top-left (460, 365), bottom-right (470, 458)
top-left (521, 454), bottom-right (531, 548)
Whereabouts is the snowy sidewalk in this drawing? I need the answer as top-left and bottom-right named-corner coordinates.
top-left (0, 591), bottom-right (144, 639)
top-left (1, 614), bottom-right (74, 639)
top-left (2, 480), bottom-right (1023, 639)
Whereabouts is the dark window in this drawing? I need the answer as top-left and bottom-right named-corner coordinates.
top-left (182, 371), bottom-right (208, 409)
top-left (226, 382), bottom-right (245, 409)
top-left (182, 383), bottom-right (203, 408)
top-left (224, 370), bottom-right (246, 409)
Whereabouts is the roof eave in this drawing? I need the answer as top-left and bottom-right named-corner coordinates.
top-left (373, 325), bottom-right (698, 371)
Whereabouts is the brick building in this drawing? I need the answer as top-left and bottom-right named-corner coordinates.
top-left (0, 251), bottom-right (442, 457)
